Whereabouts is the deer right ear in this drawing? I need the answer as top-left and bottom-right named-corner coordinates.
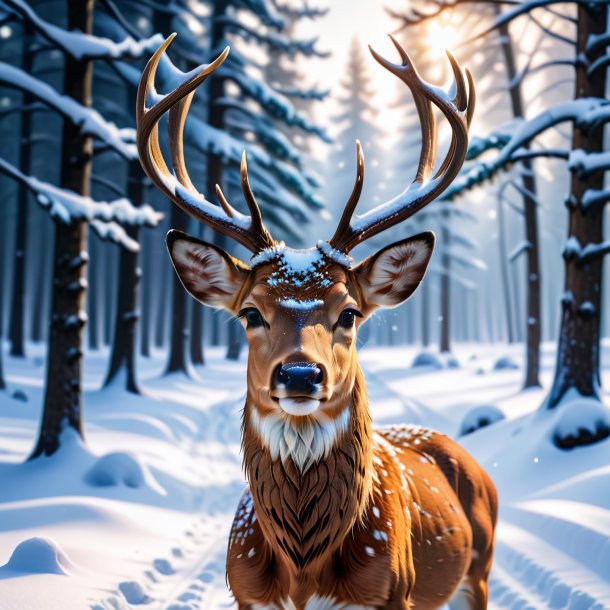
top-left (166, 230), bottom-right (249, 310)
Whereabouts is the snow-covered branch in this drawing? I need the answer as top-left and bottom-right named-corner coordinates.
top-left (464, 0), bottom-right (607, 44)
top-left (1, 0), bottom-right (164, 61)
top-left (563, 235), bottom-right (610, 263)
top-left (509, 240), bottom-right (532, 262)
top-left (0, 157), bottom-right (162, 251)
top-left (582, 188), bottom-right (610, 210)
top-left (0, 62), bottom-right (136, 159)
top-left (569, 150), bottom-right (610, 177)
top-left (218, 15), bottom-right (328, 57)
top-left (467, 121), bottom-right (520, 160)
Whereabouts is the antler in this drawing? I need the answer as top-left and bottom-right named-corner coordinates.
top-left (137, 34), bottom-right (275, 253)
top-left (328, 36), bottom-right (475, 254)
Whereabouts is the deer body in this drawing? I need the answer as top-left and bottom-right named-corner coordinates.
top-left (137, 34), bottom-right (497, 610)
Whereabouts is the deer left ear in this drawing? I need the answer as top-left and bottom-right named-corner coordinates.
top-left (166, 230), bottom-right (250, 310)
top-left (353, 232), bottom-right (435, 310)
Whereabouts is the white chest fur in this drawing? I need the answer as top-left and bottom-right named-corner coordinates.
top-left (248, 406), bottom-right (350, 471)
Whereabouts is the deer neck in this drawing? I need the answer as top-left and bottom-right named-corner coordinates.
top-left (242, 365), bottom-right (373, 573)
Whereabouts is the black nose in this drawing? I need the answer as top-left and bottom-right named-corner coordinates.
top-left (275, 362), bottom-right (324, 394)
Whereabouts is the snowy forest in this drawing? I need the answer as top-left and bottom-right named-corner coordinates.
top-left (0, 0), bottom-right (609, 608)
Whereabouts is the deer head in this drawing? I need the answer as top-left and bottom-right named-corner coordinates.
top-left (137, 34), bottom-right (474, 470)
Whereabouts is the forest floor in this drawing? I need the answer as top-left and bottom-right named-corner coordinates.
top-left (0, 341), bottom-right (609, 610)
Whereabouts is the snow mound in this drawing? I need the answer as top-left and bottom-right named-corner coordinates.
top-left (552, 399), bottom-right (610, 450)
top-left (493, 356), bottom-right (519, 371)
top-left (84, 452), bottom-right (166, 494)
top-left (1, 537), bottom-right (73, 575)
top-left (411, 351), bottom-right (459, 370)
top-left (118, 580), bottom-right (152, 605)
top-left (459, 405), bottom-right (506, 437)
top-left (11, 389), bottom-right (28, 402)
top-left (153, 558), bottom-right (174, 575)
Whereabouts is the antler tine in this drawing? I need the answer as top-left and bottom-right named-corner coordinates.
top-left (328, 37), bottom-right (474, 254)
top-left (240, 151), bottom-right (274, 248)
top-left (328, 141), bottom-right (364, 250)
top-left (137, 36), bottom-right (276, 253)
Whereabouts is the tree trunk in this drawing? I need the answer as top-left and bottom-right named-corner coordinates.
top-left (104, 160), bottom-right (145, 392)
top-left (497, 17), bottom-right (541, 387)
top-left (30, 0), bottom-right (94, 459)
top-left (545, 3), bottom-right (608, 409)
top-left (87, 235), bottom-right (100, 350)
top-left (190, 299), bottom-right (205, 365)
top-left (439, 220), bottom-right (450, 353)
top-left (165, 205), bottom-right (192, 375)
top-left (8, 22), bottom-right (34, 358)
top-left (30, 214), bottom-right (48, 343)
top-left (103, 246), bottom-right (114, 346)
top-left (140, 231), bottom-right (152, 358)
top-left (154, 260), bottom-right (167, 349)
top-left (207, 0), bottom-right (243, 361)
top-left (190, 224), bottom-right (205, 365)
top-left (496, 194), bottom-right (515, 343)
top-left (0, 236), bottom-right (5, 390)
top-left (226, 319), bottom-right (244, 360)
top-left (421, 279), bottom-right (430, 347)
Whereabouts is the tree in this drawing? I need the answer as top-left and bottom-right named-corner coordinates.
top-left (328, 36), bottom-right (386, 221)
top-left (391, 0), bottom-right (543, 386)
top-left (441, 0), bottom-right (610, 420)
top-left (0, 0), bottom-right (162, 457)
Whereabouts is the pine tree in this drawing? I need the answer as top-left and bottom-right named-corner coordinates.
top-left (328, 37), bottom-right (386, 221)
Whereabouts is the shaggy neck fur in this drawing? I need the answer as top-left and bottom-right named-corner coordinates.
top-left (242, 367), bottom-right (373, 573)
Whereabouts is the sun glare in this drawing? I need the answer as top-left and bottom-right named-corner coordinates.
top-left (426, 19), bottom-right (460, 60)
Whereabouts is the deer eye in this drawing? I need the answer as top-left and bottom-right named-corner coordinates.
top-left (337, 308), bottom-right (362, 329)
top-left (239, 308), bottom-right (265, 329)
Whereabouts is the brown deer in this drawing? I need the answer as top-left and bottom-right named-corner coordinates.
top-left (137, 35), bottom-right (497, 610)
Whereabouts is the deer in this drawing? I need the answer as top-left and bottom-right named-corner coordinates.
top-left (137, 34), bottom-right (497, 610)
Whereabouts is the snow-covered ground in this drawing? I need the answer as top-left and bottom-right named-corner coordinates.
top-left (0, 341), bottom-right (609, 610)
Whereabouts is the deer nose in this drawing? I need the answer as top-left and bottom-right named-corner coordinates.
top-left (275, 362), bottom-right (324, 394)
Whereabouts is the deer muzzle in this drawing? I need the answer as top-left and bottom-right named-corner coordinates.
top-left (271, 362), bottom-right (325, 416)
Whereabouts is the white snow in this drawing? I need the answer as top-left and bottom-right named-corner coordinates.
top-left (1, 537), bottom-right (74, 576)
top-left (279, 298), bottom-right (324, 311)
top-left (1, 341), bottom-right (610, 609)
top-left (459, 404), bottom-right (506, 437)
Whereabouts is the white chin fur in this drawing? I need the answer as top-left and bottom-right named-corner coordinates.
top-left (279, 398), bottom-right (320, 416)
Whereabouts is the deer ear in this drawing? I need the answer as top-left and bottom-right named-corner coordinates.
top-left (166, 230), bottom-right (249, 310)
top-left (353, 232), bottom-right (435, 310)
